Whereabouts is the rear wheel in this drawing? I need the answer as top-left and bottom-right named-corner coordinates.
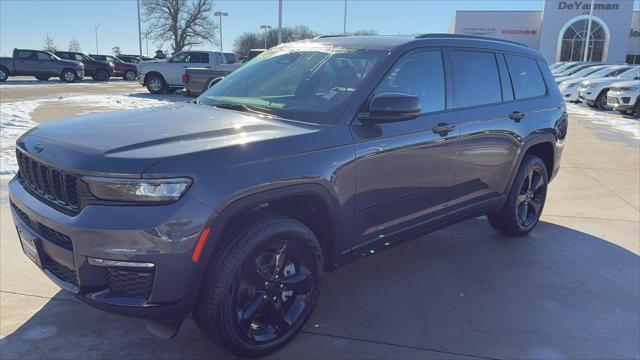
top-left (35, 75), bottom-right (50, 81)
top-left (123, 70), bottom-right (136, 81)
top-left (194, 214), bottom-right (323, 357)
top-left (0, 67), bottom-right (8, 82)
top-left (60, 69), bottom-right (77, 83)
top-left (145, 74), bottom-right (165, 94)
top-left (488, 155), bottom-right (548, 236)
top-left (95, 69), bottom-right (109, 81)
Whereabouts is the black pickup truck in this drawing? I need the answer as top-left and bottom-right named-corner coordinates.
top-left (55, 51), bottom-right (113, 81)
top-left (0, 48), bottom-right (85, 82)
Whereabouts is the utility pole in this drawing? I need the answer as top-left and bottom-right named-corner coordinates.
top-left (214, 11), bottom-right (228, 52)
top-left (95, 23), bottom-right (102, 53)
top-left (277, 0), bottom-right (283, 44)
top-left (260, 25), bottom-right (272, 49)
top-left (582, 0), bottom-right (595, 61)
top-left (343, 0), bottom-right (347, 34)
top-left (137, 0), bottom-right (142, 55)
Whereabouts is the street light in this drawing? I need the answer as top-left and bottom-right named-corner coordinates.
top-left (260, 25), bottom-right (271, 49)
top-left (95, 23), bottom-right (102, 53)
top-left (343, 0), bottom-right (348, 34)
top-left (214, 11), bottom-right (228, 52)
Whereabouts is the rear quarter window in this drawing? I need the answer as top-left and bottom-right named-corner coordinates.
top-left (16, 51), bottom-right (35, 59)
top-left (449, 50), bottom-right (502, 108)
top-left (505, 54), bottom-right (547, 99)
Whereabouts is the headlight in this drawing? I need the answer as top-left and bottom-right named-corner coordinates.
top-left (619, 86), bottom-right (639, 92)
top-left (83, 177), bottom-right (192, 202)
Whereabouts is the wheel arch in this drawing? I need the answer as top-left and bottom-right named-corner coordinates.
top-left (505, 135), bottom-right (557, 193)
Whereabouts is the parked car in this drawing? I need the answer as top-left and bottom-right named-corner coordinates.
top-left (554, 64), bottom-right (609, 83)
top-left (183, 67), bottom-right (235, 97)
top-left (89, 54), bottom-right (138, 81)
top-left (0, 48), bottom-right (84, 82)
top-left (552, 62), bottom-right (602, 78)
top-left (9, 34), bottom-right (566, 357)
top-left (549, 61), bottom-right (567, 70)
top-left (551, 61), bottom-right (590, 75)
top-left (578, 66), bottom-right (640, 109)
top-left (55, 51), bottom-right (113, 81)
top-left (137, 50), bottom-right (241, 93)
top-left (606, 80), bottom-right (640, 116)
top-left (558, 65), bottom-right (633, 102)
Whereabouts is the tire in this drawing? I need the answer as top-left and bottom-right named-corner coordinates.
top-left (0, 67), bottom-right (8, 82)
top-left (60, 69), bottom-right (77, 83)
top-left (634, 101), bottom-right (640, 120)
top-left (487, 155), bottom-right (548, 236)
top-left (145, 74), bottom-right (166, 94)
top-left (595, 90), bottom-right (609, 110)
top-left (194, 214), bottom-right (324, 357)
top-left (95, 69), bottom-right (109, 82)
top-left (35, 75), bottom-right (50, 81)
top-left (123, 70), bottom-right (136, 81)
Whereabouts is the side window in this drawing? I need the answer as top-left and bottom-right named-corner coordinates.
top-left (74, 54), bottom-right (85, 62)
top-left (16, 51), bottom-right (35, 60)
top-left (374, 50), bottom-right (445, 114)
top-left (190, 53), bottom-right (209, 63)
top-left (505, 54), bottom-right (547, 99)
top-left (171, 52), bottom-right (191, 63)
top-left (36, 52), bottom-right (52, 61)
top-left (449, 50), bottom-right (502, 108)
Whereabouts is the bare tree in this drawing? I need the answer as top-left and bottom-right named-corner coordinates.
top-left (43, 34), bottom-right (58, 52)
top-left (233, 25), bottom-right (319, 57)
top-left (142, 0), bottom-right (217, 52)
top-left (68, 38), bottom-right (81, 52)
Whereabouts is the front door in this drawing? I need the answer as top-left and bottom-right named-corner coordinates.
top-left (351, 49), bottom-right (458, 250)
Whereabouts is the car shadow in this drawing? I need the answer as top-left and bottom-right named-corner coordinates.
top-left (1, 219), bottom-right (638, 359)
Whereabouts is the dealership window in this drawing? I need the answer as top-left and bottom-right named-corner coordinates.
top-left (375, 50), bottom-right (445, 113)
top-left (505, 55), bottom-right (546, 99)
top-left (626, 55), bottom-right (640, 65)
top-left (559, 18), bottom-right (606, 62)
top-left (449, 50), bottom-right (502, 108)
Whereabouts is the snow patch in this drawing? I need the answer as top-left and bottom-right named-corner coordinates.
top-left (566, 103), bottom-right (639, 140)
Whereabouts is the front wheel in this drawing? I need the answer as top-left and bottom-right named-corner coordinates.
top-left (0, 67), bottom-right (8, 82)
top-left (194, 214), bottom-right (323, 357)
top-left (488, 155), bottom-right (548, 236)
top-left (145, 74), bottom-right (165, 94)
top-left (595, 90), bottom-right (609, 110)
top-left (60, 69), bottom-right (77, 83)
top-left (95, 69), bottom-right (109, 81)
top-left (123, 70), bottom-right (136, 81)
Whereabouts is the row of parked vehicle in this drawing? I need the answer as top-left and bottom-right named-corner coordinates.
top-left (0, 48), bottom-right (156, 83)
top-left (550, 61), bottom-right (640, 117)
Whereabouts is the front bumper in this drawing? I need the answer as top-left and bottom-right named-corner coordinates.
top-left (607, 91), bottom-right (638, 111)
top-left (8, 175), bottom-right (213, 320)
top-left (577, 87), bottom-right (598, 103)
top-left (560, 87), bottom-right (579, 102)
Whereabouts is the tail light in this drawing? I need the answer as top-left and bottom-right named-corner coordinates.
top-left (182, 74), bottom-right (189, 84)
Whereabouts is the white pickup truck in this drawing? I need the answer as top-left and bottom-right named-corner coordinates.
top-left (137, 50), bottom-right (241, 94)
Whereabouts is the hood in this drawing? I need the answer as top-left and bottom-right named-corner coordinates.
top-left (580, 77), bottom-right (625, 86)
top-left (559, 77), bottom-right (584, 87)
top-left (18, 103), bottom-right (318, 176)
top-left (610, 80), bottom-right (640, 88)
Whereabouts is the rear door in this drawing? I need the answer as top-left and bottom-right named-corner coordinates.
top-left (351, 49), bottom-right (459, 250)
top-left (13, 50), bottom-right (36, 75)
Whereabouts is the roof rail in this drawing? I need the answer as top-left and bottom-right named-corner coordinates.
top-left (314, 35), bottom-right (350, 39)
top-left (415, 33), bottom-right (527, 47)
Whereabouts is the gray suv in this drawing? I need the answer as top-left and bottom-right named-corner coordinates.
top-left (9, 35), bottom-right (567, 357)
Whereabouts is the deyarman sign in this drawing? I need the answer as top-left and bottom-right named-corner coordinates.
top-left (558, 1), bottom-right (620, 10)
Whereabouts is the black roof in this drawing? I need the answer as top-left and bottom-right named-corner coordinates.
top-left (296, 34), bottom-right (542, 58)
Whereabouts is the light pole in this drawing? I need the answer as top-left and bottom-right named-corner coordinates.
top-left (214, 11), bottom-right (228, 52)
top-left (137, 0), bottom-right (142, 55)
top-left (260, 25), bottom-right (271, 49)
top-left (95, 23), bottom-right (102, 53)
top-left (277, 0), bottom-right (282, 44)
top-left (582, 0), bottom-right (595, 61)
top-left (343, 0), bottom-right (347, 34)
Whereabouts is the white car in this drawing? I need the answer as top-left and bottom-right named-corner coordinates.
top-left (558, 65), bottom-right (633, 102)
top-left (137, 51), bottom-right (241, 94)
top-left (607, 80), bottom-right (640, 116)
top-left (577, 66), bottom-right (640, 109)
top-left (555, 64), bottom-right (610, 84)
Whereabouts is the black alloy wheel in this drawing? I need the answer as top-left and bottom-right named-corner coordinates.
top-left (514, 166), bottom-right (546, 229)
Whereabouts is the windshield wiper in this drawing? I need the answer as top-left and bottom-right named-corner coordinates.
top-left (213, 103), bottom-right (276, 117)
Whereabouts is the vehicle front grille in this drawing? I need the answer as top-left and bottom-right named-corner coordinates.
top-left (107, 268), bottom-right (155, 300)
top-left (10, 201), bottom-right (30, 226)
top-left (37, 222), bottom-right (73, 251)
top-left (44, 256), bottom-right (78, 286)
top-left (16, 150), bottom-right (80, 210)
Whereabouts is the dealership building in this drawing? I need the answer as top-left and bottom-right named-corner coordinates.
top-left (449, 0), bottom-right (640, 64)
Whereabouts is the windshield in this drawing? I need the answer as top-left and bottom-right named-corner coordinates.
top-left (197, 46), bottom-right (386, 124)
top-left (570, 66), bottom-right (606, 77)
top-left (619, 67), bottom-right (640, 79)
top-left (588, 66), bottom-right (621, 78)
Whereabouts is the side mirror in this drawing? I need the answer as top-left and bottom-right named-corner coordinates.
top-left (207, 76), bottom-right (224, 89)
top-left (358, 92), bottom-right (421, 124)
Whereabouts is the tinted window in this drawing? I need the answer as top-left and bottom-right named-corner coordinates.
top-left (16, 51), bottom-right (35, 60)
top-left (505, 55), bottom-right (547, 99)
top-left (74, 54), bottom-right (85, 61)
top-left (375, 50), bottom-right (445, 113)
top-left (56, 52), bottom-right (70, 60)
top-left (190, 53), bottom-right (209, 63)
top-left (450, 51), bottom-right (502, 108)
top-left (170, 52), bottom-right (190, 63)
top-left (36, 52), bottom-right (51, 61)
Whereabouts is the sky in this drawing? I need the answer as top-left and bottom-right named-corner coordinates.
top-left (0, 0), bottom-right (638, 57)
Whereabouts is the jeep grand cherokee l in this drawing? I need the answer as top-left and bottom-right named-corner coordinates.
top-left (9, 34), bottom-right (566, 357)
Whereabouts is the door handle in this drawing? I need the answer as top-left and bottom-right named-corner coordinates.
top-left (432, 123), bottom-right (456, 136)
top-left (509, 111), bottom-right (526, 122)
